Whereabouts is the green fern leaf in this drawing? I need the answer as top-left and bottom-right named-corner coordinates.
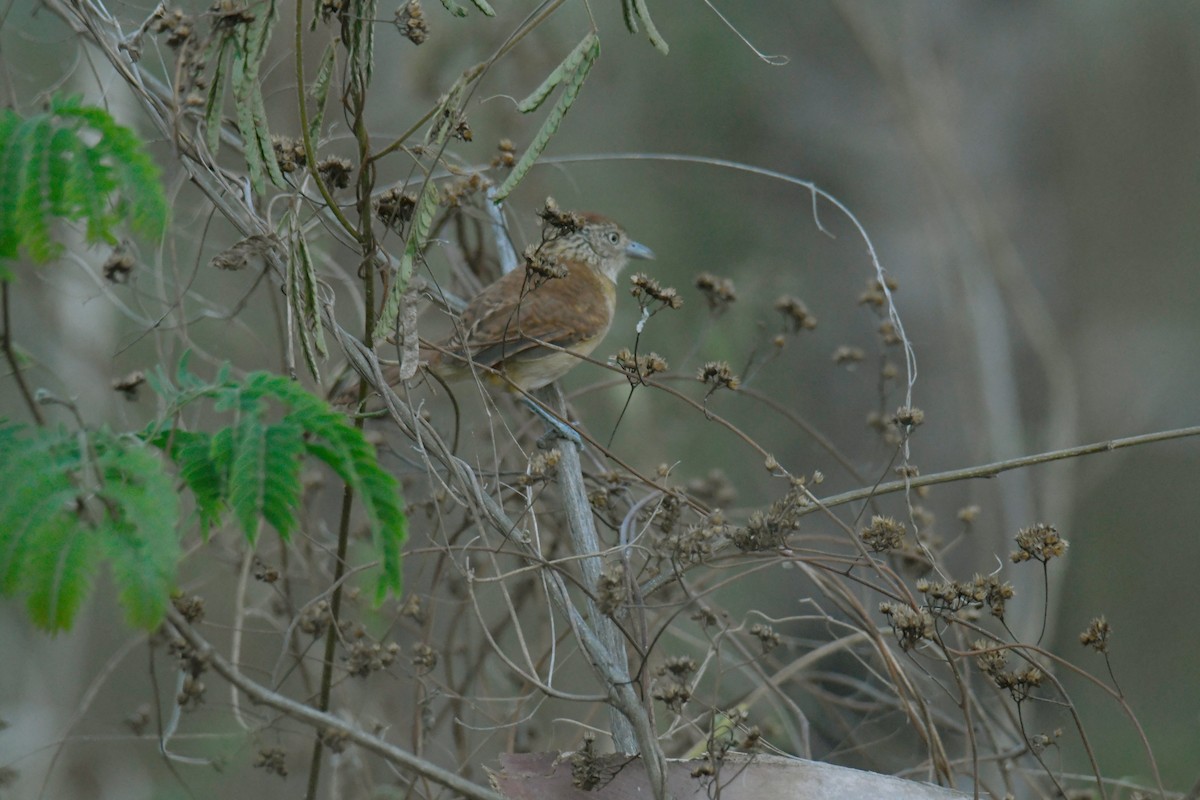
top-left (0, 94), bottom-right (168, 271)
top-left (54, 98), bottom-right (169, 239)
top-left (228, 411), bottom-right (268, 541)
top-left (23, 517), bottom-right (99, 631)
top-left (261, 420), bottom-right (304, 540)
top-left (151, 429), bottom-right (225, 531)
top-left (0, 425), bottom-right (82, 598)
top-left (92, 434), bottom-right (181, 629)
top-left (242, 372), bottom-right (407, 597)
top-left (13, 117), bottom-right (58, 262)
top-left (0, 424), bottom-right (181, 631)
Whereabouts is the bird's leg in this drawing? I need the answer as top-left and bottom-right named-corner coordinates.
top-left (522, 395), bottom-right (583, 448)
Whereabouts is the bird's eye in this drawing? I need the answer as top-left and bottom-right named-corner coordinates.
top-left (607, 232), bottom-right (620, 244)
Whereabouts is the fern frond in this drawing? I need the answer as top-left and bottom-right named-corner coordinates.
top-left (0, 94), bottom-right (168, 273)
top-left (151, 429), bottom-right (225, 532)
top-left (145, 365), bottom-right (407, 600)
top-left (92, 432), bottom-right (181, 629)
top-left (0, 424), bottom-right (181, 631)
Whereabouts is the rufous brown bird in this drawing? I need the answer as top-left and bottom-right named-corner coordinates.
top-left (425, 211), bottom-right (654, 392)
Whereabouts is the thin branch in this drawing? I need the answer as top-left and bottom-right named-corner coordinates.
top-left (165, 606), bottom-right (507, 800)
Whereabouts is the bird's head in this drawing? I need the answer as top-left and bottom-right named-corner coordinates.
top-left (551, 212), bottom-right (656, 282)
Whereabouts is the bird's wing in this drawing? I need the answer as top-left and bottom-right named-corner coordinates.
top-left (441, 266), bottom-right (613, 368)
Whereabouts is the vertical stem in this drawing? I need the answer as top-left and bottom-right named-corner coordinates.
top-left (305, 3), bottom-right (377, 793)
top-left (304, 482), bottom-right (356, 800)
top-left (536, 385), bottom-right (636, 750)
top-left (1, 283), bottom-right (45, 425)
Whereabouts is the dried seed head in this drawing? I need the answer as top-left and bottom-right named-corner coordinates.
top-left (1079, 616), bottom-right (1111, 653)
top-left (860, 515), bottom-right (906, 552)
top-left (891, 406), bottom-right (925, 429)
top-left (694, 272), bottom-right (737, 312)
top-left (697, 361), bottom-right (740, 392)
top-left (538, 197), bottom-right (585, 235)
top-left (1011, 523), bottom-right (1068, 564)
top-left (394, 0), bottom-right (428, 44)
top-left (832, 345), bottom-right (864, 366)
top-left (317, 157), bottom-right (353, 189)
top-left (774, 295), bottom-right (816, 332)
top-left (631, 273), bottom-right (683, 310)
top-left (112, 370), bottom-right (145, 401)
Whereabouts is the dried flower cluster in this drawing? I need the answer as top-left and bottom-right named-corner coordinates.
top-left (1011, 523), bottom-right (1068, 564)
top-left (660, 512), bottom-right (726, 565)
top-left (492, 138), bottom-right (516, 169)
top-left (652, 656), bottom-right (697, 712)
top-left (345, 638), bottom-right (400, 678)
top-left (612, 347), bottom-right (669, 384)
top-left (253, 747), bottom-right (288, 777)
top-left (749, 623), bottom-right (781, 654)
top-left (859, 514), bottom-right (906, 552)
top-left (394, 0), bottom-right (428, 44)
top-left (697, 360), bottom-right (740, 393)
top-left (631, 272), bottom-right (683, 311)
top-left (974, 642), bottom-right (1045, 701)
top-left (103, 245), bottom-right (135, 283)
top-left (775, 295), bottom-right (817, 333)
top-left (858, 276), bottom-right (899, 308)
top-left (695, 272), bottom-right (737, 313)
top-left (537, 197), bottom-right (584, 236)
top-left (519, 448), bottom-right (561, 486)
top-left (832, 345), bottom-right (865, 366)
top-left (916, 574), bottom-right (1015, 619)
top-left (375, 188), bottom-right (417, 231)
top-left (411, 642), bottom-right (438, 672)
top-left (879, 602), bottom-right (934, 650)
top-left (729, 482), bottom-right (809, 551)
top-left (891, 405), bottom-right (925, 430)
top-left (570, 735), bottom-right (607, 791)
top-left (597, 560), bottom-right (626, 616)
top-left (1079, 616), bottom-right (1111, 653)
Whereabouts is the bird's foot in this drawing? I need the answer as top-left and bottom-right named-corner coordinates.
top-left (535, 417), bottom-right (582, 449)
top-left (522, 396), bottom-right (583, 449)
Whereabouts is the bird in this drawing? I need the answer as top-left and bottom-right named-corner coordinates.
top-left (425, 211), bottom-right (654, 393)
top-left (337, 211), bottom-right (654, 442)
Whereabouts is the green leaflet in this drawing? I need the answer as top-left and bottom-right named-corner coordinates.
top-left (204, 37), bottom-right (231, 156)
top-left (0, 425), bottom-right (181, 631)
top-left (92, 437), bottom-right (181, 630)
top-left (516, 32), bottom-right (599, 114)
top-left (345, 0), bottom-right (377, 92)
top-left (0, 95), bottom-right (167, 272)
top-left (492, 34), bottom-right (601, 203)
top-left (290, 227), bottom-right (327, 382)
top-left (148, 363), bottom-right (407, 601)
top-left (307, 39), bottom-right (338, 144)
top-left (371, 176), bottom-right (438, 343)
top-left (632, 0), bottom-right (669, 54)
top-left (228, 0), bottom-right (285, 193)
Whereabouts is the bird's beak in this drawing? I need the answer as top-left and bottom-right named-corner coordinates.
top-left (626, 240), bottom-right (655, 260)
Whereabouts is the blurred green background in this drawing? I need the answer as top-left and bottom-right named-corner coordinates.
top-left (2, 0), bottom-right (1199, 796)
